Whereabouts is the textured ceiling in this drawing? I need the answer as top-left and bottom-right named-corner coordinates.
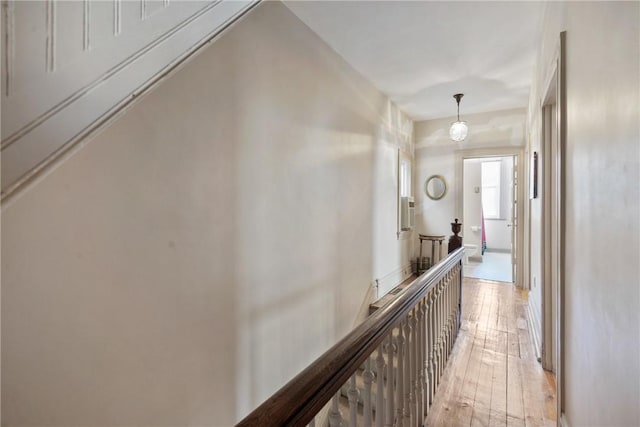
top-left (285, 1), bottom-right (543, 121)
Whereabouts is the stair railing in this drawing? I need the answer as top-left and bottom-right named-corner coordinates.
top-left (236, 247), bottom-right (464, 427)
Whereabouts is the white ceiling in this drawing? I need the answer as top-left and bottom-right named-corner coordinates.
top-left (285, 1), bottom-right (543, 121)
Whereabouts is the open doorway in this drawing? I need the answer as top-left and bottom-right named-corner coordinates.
top-left (462, 156), bottom-right (516, 283)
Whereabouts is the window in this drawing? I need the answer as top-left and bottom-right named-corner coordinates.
top-left (397, 150), bottom-right (413, 238)
top-left (481, 160), bottom-right (501, 219)
top-left (399, 158), bottom-right (411, 197)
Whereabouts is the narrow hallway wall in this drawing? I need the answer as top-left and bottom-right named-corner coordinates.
top-left (1, 2), bottom-right (413, 425)
top-left (528, 2), bottom-right (640, 424)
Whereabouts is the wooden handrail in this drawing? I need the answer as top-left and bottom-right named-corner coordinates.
top-left (236, 247), bottom-right (464, 427)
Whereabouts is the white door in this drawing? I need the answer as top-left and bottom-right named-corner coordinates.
top-left (511, 155), bottom-right (518, 283)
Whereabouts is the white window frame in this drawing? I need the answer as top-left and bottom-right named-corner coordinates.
top-left (397, 149), bottom-right (413, 239)
top-left (481, 160), bottom-right (502, 219)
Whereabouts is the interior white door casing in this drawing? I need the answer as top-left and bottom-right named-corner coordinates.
top-left (511, 155), bottom-right (518, 281)
top-left (1, 0), bottom-right (257, 202)
top-left (455, 147), bottom-right (524, 288)
top-left (539, 32), bottom-right (565, 420)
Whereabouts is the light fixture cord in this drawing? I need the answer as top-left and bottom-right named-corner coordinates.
top-left (457, 101), bottom-right (460, 121)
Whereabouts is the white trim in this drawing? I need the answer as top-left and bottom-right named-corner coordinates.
top-left (559, 413), bottom-right (571, 427)
top-left (455, 147), bottom-right (525, 288)
top-left (397, 148), bottom-right (414, 240)
top-left (1, 0), bottom-right (259, 203)
top-left (485, 248), bottom-right (510, 254)
top-left (374, 262), bottom-right (414, 298)
top-left (353, 282), bottom-right (378, 327)
top-left (527, 297), bottom-right (542, 361)
top-left (539, 32), bottom-right (566, 419)
top-left (3, 0), bottom-right (15, 97)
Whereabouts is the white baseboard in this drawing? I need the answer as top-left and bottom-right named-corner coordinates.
top-left (353, 281), bottom-right (377, 327)
top-left (374, 262), bottom-right (414, 298)
top-left (560, 413), bottom-right (571, 427)
top-left (526, 298), bottom-right (542, 361)
top-left (486, 248), bottom-right (511, 254)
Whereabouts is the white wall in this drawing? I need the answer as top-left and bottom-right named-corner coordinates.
top-left (1, 2), bottom-right (413, 425)
top-left (414, 108), bottom-right (525, 255)
top-left (528, 2), bottom-right (640, 424)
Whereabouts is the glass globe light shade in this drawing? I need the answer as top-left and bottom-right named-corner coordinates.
top-left (449, 121), bottom-right (468, 142)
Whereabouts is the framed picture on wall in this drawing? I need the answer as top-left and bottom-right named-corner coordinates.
top-left (530, 151), bottom-right (538, 199)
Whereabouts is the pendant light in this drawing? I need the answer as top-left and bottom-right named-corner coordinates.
top-left (449, 93), bottom-right (468, 142)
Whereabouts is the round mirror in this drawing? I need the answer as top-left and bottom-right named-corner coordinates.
top-left (425, 175), bottom-right (447, 200)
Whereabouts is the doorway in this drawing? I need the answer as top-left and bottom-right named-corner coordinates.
top-left (538, 33), bottom-right (566, 423)
top-left (462, 156), bottom-right (516, 283)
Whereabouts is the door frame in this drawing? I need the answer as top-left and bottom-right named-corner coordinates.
top-left (455, 147), bottom-right (524, 287)
top-left (540, 31), bottom-right (566, 425)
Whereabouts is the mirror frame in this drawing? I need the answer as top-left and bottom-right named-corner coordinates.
top-left (425, 174), bottom-right (447, 200)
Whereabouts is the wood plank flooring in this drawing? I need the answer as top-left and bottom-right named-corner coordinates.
top-left (425, 278), bottom-right (556, 427)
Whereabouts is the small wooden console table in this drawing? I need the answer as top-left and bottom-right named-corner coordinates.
top-left (418, 234), bottom-right (445, 274)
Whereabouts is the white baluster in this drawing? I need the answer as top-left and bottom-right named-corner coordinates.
top-left (449, 272), bottom-right (455, 353)
top-left (447, 273), bottom-right (453, 355)
top-left (448, 273), bottom-right (454, 354)
top-left (329, 391), bottom-right (343, 427)
top-left (425, 294), bottom-right (433, 408)
top-left (426, 292), bottom-right (435, 404)
top-left (363, 357), bottom-right (374, 427)
top-left (348, 374), bottom-right (360, 427)
top-left (443, 280), bottom-right (448, 371)
top-left (450, 270), bottom-right (455, 345)
top-left (420, 300), bottom-right (428, 417)
top-left (443, 275), bottom-right (450, 363)
top-left (385, 333), bottom-right (394, 427)
top-left (410, 310), bottom-right (417, 427)
top-left (376, 344), bottom-right (385, 427)
top-left (403, 315), bottom-right (413, 425)
top-left (455, 265), bottom-right (460, 334)
top-left (434, 282), bottom-right (442, 387)
top-left (458, 263), bottom-right (462, 330)
top-left (458, 263), bottom-right (462, 331)
top-left (436, 280), bottom-right (444, 385)
top-left (415, 303), bottom-right (424, 423)
top-left (396, 324), bottom-right (405, 427)
top-left (440, 280), bottom-right (447, 380)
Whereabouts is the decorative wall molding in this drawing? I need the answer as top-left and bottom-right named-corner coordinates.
top-left (113, 0), bottom-right (121, 36)
top-left (2, 0), bottom-right (15, 96)
top-left (140, 0), bottom-right (146, 20)
top-left (1, 0), bottom-right (259, 203)
top-left (83, 0), bottom-right (91, 51)
top-left (45, 0), bottom-right (56, 72)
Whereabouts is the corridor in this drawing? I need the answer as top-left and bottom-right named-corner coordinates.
top-left (426, 278), bottom-right (556, 426)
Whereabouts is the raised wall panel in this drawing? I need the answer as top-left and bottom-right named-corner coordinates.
top-left (144, 0), bottom-right (166, 20)
top-left (90, 1), bottom-right (115, 50)
top-left (1, 0), bottom-right (257, 201)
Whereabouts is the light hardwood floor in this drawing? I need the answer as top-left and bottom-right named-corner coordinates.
top-left (425, 278), bottom-right (557, 427)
